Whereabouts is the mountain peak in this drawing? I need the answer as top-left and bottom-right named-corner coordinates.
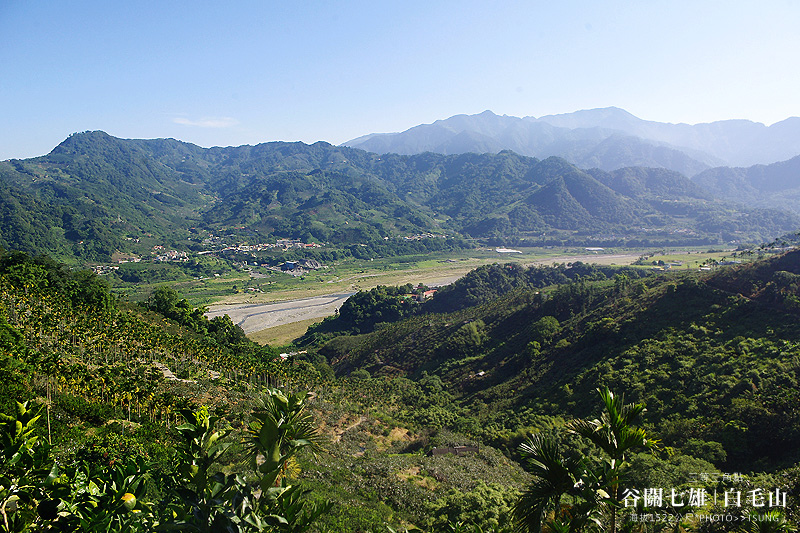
top-left (50, 130), bottom-right (117, 155)
top-left (343, 108), bottom-right (800, 169)
top-left (536, 107), bottom-right (641, 130)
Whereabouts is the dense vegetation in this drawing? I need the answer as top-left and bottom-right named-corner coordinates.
top-left (301, 262), bottom-right (652, 342)
top-left (301, 249), bottom-right (800, 527)
top-left (1, 132), bottom-right (797, 263)
top-left (0, 249), bottom-right (529, 531)
top-left (3, 245), bottom-right (800, 531)
top-left (317, 250), bottom-right (800, 470)
top-left (694, 154), bottom-right (800, 214)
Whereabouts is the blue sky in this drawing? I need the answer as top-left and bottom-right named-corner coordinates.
top-left (2, 1), bottom-right (799, 160)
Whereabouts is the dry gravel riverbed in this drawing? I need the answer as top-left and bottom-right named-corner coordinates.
top-left (206, 292), bottom-right (355, 334)
top-left (206, 254), bottom-right (638, 335)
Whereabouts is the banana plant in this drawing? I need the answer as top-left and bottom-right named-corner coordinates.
top-left (158, 405), bottom-right (244, 532)
top-left (0, 401), bottom-right (51, 533)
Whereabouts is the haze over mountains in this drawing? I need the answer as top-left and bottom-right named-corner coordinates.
top-left (344, 107), bottom-right (800, 175)
top-left (1, 129), bottom-right (799, 264)
top-left (693, 155), bottom-right (800, 214)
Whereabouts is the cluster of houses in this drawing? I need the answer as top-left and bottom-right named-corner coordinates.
top-left (91, 264), bottom-right (120, 275)
top-left (636, 227), bottom-right (700, 236)
top-left (651, 260), bottom-right (684, 271)
top-left (110, 246), bottom-right (188, 264)
top-left (152, 246), bottom-right (189, 262)
top-left (400, 289), bottom-right (437, 302)
top-left (698, 259), bottom-right (742, 271)
top-left (198, 238), bottom-right (322, 255)
top-left (93, 235), bottom-right (331, 275)
top-left (278, 350), bottom-right (307, 361)
top-left (275, 259), bottom-right (326, 276)
top-left (403, 232), bottom-right (447, 241)
top-left (669, 228), bottom-right (700, 236)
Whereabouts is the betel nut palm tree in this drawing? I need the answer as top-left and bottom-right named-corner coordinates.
top-left (566, 387), bottom-right (660, 533)
top-left (512, 432), bottom-right (603, 533)
top-left (513, 387), bottom-right (660, 533)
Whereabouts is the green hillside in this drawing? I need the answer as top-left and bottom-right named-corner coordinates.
top-left (3, 246), bottom-right (800, 531)
top-left (693, 155), bottom-right (800, 213)
top-left (1, 133), bottom-right (797, 263)
top-left (0, 249), bottom-right (531, 531)
top-left (317, 248), bottom-right (800, 473)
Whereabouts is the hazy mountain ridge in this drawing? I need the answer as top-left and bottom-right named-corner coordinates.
top-left (693, 154), bottom-right (800, 213)
top-left (536, 107), bottom-right (800, 166)
top-left (344, 108), bottom-right (800, 172)
top-left (1, 132), bottom-right (798, 262)
top-left (589, 166), bottom-right (712, 200)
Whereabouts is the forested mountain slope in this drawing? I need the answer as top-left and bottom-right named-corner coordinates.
top-left (1, 132), bottom-right (797, 262)
top-left (319, 249), bottom-right (800, 472)
top-left (693, 154), bottom-right (800, 214)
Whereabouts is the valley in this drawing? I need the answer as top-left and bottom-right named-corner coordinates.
top-left (5, 2), bottom-right (800, 530)
top-left (0, 128), bottom-right (798, 532)
top-left (209, 250), bottom-right (644, 340)
top-left (207, 292), bottom-right (355, 334)
top-left (2, 241), bottom-right (799, 531)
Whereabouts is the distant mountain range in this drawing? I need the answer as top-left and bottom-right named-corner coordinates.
top-left (1, 131), bottom-right (798, 263)
top-left (344, 108), bottom-right (800, 175)
top-left (694, 155), bottom-right (800, 213)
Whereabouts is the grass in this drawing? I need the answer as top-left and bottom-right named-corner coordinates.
top-left (248, 317), bottom-right (323, 346)
top-left (195, 247), bottom-right (649, 306)
top-left (632, 246), bottom-right (750, 269)
top-left (112, 246), bottom-right (745, 309)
